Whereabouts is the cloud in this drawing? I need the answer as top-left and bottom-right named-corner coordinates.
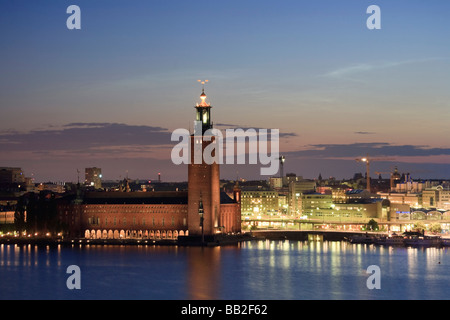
top-left (354, 131), bottom-right (376, 135)
top-left (215, 123), bottom-right (297, 138)
top-left (323, 58), bottom-right (446, 81)
top-left (0, 123), bottom-right (173, 154)
top-left (285, 142), bottom-right (450, 160)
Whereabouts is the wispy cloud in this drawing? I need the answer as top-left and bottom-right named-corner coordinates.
top-left (285, 142), bottom-right (450, 162)
top-left (323, 58), bottom-right (446, 81)
top-left (215, 123), bottom-right (297, 138)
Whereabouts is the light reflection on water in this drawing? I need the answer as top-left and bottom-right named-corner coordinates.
top-left (0, 241), bottom-right (448, 300)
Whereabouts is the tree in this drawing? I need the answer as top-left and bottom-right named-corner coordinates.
top-left (18, 191), bottom-right (62, 237)
top-left (430, 223), bottom-right (442, 234)
top-left (14, 194), bottom-right (27, 236)
top-left (414, 221), bottom-right (426, 233)
top-left (366, 219), bottom-right (379, 231)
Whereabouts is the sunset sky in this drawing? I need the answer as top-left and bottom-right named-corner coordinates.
top-left (1, 0), bottom-right (450, 182)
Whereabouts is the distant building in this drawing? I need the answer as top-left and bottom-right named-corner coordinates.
top-left (422, 186), bottom-right (450, 210)
top-left (241, 190), bottom-right (279, 216)
top-left (0, 167), bottom-right (25, 184)
top-left (85, 167), bottom-right (102, 189)
top-left (301, 192), bottom-right (333, 218)
top-left (378, 192), bottom-right (421, 208)
top-left (288, 179), bottom-right (316, 215)
top-left (268, 177), bottom-right (282, 189)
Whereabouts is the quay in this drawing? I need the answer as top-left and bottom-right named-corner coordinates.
top-left (0, 233), bottom-right (254, 247)
top-left (249, 230), bottom-right (386, 242)
top-left (1, 230), bottom-right (449, 247)
top-left (0, 230), bottom-right (381, 246)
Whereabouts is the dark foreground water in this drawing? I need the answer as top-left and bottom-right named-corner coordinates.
top-left (0, 240), bottom-right (449, 300)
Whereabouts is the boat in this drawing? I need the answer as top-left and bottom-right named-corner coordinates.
top-left (349, 233), bottom-right (375, 244)
top-left (374, 233), bottom-right (405, 246)
top-left (403, 231), bottom-right (442, 247)
top-left (441, 238), bottom-right (450, 247)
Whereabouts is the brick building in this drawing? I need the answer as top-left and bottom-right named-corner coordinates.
top-left (57, 89), bottom-right (241, 240)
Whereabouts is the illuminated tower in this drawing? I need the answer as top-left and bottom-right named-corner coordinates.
top-left (187, 81), bottom-right (220, 237)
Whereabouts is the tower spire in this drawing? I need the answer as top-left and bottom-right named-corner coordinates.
top-left (197, 79), bottom-right (210, 107)
top-left (195, 79), bottom-right (212, 134)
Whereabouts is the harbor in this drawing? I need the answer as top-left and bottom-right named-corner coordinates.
top-left (1, 229), bottom-right (449, 248)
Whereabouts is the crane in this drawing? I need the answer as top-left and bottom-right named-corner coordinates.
top-left (375, 169), bottom-right (400, 191)
top-left (355, 155), bottom-right (395, 193)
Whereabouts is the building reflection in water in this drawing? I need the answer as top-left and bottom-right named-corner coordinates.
top-left (186, 246), bottom-right (221, 300)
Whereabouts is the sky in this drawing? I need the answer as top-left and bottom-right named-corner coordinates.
top-left (1, 0), bottom-right (450, 183)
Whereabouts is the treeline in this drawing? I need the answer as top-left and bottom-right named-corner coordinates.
top-left (14, 191), bottom-right (65, 237)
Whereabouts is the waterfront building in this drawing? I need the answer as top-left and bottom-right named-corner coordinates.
top-left (241, 190), bottom-right (279, 216)
top-left (288, 179), bottom-right (316, 215)
top-left (377, 192), bottom-right (421, 208)
top-left (0, 197), bottom-right (16, 225)
top-left (422, 186), bottom-right (450, 210)
top-left (301, 192), bottom-right (333, 218)
top-left (56, 89), bottom-right (241, 240)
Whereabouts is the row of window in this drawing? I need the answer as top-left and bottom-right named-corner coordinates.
top-left (305, 212), bottom-right (363, 218)
top-left (83, 209), bottom-right (186, 214)
top-left (87, 216), bottom-right (187, 227)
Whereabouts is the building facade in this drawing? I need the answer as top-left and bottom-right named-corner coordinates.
top-left (241, 190), bottom-right (279, 216)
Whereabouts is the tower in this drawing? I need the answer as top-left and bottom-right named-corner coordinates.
top-left (187, 82), bottom-right (221, 237)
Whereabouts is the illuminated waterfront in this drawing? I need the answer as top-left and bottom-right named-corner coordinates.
top-left (0, 240), bottom-right (448, 300)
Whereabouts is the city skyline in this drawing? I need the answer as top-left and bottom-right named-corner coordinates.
top-left (1, 0), bottom-right (450, 182)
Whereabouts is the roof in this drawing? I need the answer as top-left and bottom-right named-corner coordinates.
top-left (220, 192), bottom-right (238, 204)
top-left (83, 191), bottom-right (188, 205)
top-left (58, 191), bottom-right (238, 205)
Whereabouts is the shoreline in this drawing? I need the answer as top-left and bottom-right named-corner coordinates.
top-left (1, 230), bottom-right (448, 247)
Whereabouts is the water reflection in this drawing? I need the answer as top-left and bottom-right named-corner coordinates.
top-left (0, 241), bottom-right (448, 300)
top-left (186, 247), bottom-right (221, 300)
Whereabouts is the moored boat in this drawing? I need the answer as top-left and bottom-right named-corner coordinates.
top-left (349, 234), bottom-right (375, 244)
top-left (403, 231), bottom-right (442, 247)
top-left (374, 234), bottom-right (405, 246)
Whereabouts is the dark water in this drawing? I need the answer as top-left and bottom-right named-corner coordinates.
top-left (0, 240), bottom-right (449, 300)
